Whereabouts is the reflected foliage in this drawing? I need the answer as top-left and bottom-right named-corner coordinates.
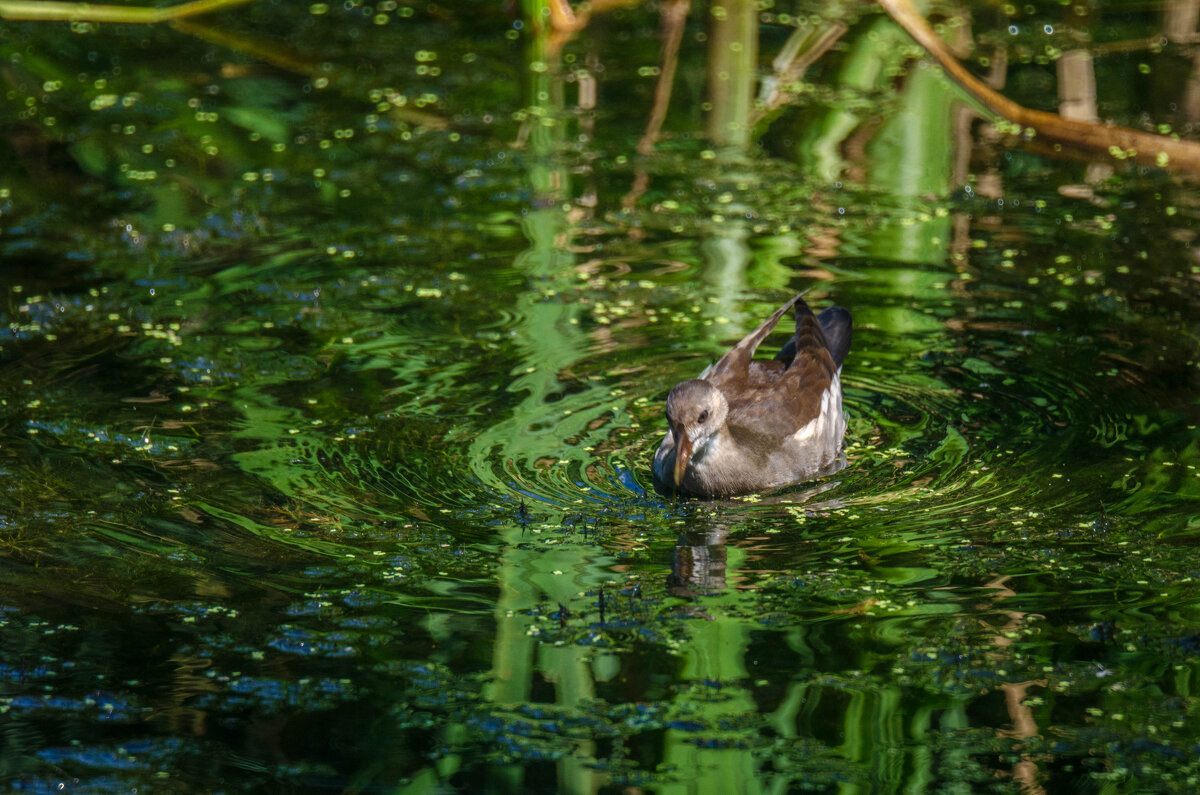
top-left (1, 0), bottom-right (1199, 792)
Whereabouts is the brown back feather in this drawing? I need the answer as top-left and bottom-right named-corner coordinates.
top-left (708, 297), bottom-right (838, 443)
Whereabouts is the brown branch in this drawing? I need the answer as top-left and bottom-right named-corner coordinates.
top-left (753, 21), bottom-right (848, 125)
top-left (172, 19), bottom-right (447, 129)
top-left (0, 0), bottom-right (258, 22)
top-left (637, 0), bottom-right (690, 154)
top-left (547, 0), bottom-right (585, 33)
top-left (171, 19), bottom-right (317, 75)
top-left (546, 0), bottom-right (643, 53)
top-left (876, 0), bottom-right (1200, 173)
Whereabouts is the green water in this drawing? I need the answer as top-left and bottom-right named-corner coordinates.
top-left (1, 0), bottom-right (1199, 792)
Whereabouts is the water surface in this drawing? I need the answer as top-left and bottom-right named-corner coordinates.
top-left (1, 1), bottom-right (1199, 792)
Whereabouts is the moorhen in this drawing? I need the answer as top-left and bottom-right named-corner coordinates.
top-left (653, 294), bottom-right (852, 498)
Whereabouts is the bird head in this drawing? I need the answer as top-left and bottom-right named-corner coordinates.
top-left (664, 379), bottom-right (728, 486)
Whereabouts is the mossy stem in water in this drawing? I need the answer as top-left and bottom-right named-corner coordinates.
top-left (0, 0), bottom-right (258, 22)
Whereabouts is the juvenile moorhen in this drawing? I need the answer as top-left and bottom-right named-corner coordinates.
top-left (653, 294), bottom-right (851, 498)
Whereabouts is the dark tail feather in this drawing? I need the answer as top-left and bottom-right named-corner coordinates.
top-left (774, 296), bottom-right (818, 364)
top-left (818, 306), bottom-right (852, 367)
top-left (777, 303), bottom-right (851, 366)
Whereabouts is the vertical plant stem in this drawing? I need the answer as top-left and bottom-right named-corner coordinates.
top-left (706, 0), bottom-right (758, 148)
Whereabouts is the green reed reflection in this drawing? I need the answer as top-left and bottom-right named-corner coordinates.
top-left (1, 0), bottom-right (1199, 792)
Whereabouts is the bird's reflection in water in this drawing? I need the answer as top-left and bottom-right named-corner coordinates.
top-left (668, 526), bottom-right (730, 596)
top-left (666, 479), bottom-right (846, 597)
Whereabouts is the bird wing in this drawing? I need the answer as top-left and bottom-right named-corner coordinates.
top-left (724, 301), bottom-right (840, 441)
top-left (703, 294), bottom-right (801, 388)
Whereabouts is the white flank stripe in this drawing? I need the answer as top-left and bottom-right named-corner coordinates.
top-left (793, 374), bottom-right (841, 444)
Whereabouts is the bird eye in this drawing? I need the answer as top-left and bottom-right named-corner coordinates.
top-left (697, 410), bottom-right (709, 423)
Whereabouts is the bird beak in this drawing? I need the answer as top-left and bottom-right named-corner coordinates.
top-left (671, 421), bottom-right (692, 487)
